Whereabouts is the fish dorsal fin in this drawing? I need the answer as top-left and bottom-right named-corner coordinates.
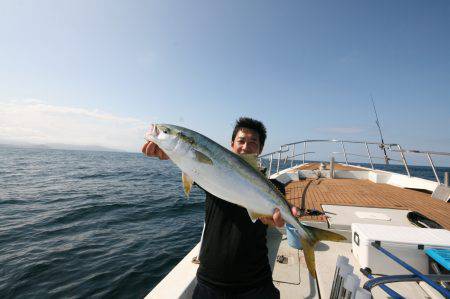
top-left (242, 153), bottom-right (286, 201)
top-left (247, 209), bottom-right (272, 223)
top-left (194, 150), bottom-right (213, 165)
top-left (247, 209), bottom-right (258, 223)
top-left (182, 172), bottom-right (194, 198)
top-left (265, 176), bottom-right (285, 200)
top-left (241, 154), bottom-right (259, 170)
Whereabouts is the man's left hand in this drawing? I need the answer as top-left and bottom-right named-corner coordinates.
top-left (259, 206), bottom-right (298, 227)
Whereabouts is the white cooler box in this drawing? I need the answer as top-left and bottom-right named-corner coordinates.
top-left (351, 223), bottom-right (450, 275)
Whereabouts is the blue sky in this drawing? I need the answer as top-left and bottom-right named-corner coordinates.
top-left (0, 1), bottom-right (449, 165)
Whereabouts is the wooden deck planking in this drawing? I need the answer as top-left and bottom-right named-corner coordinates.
top-left (285, 178), bottom-right (450, 229)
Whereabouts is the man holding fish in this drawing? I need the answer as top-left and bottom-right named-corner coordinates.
top-left (143, 117), bottom-right (296, 298)
top-left (142, 117), bottom-right (345, 298)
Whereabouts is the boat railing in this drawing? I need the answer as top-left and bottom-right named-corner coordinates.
top-left (258, 139), bottom-right (450, 183)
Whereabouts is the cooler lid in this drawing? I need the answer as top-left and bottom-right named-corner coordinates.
top-left (425, 248), bottom-right (450, 270)
top-left (351, 223), bottom-right (450, 246)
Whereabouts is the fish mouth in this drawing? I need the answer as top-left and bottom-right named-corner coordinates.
top-left (145, 124), bottom-right (159, 141)
top-left (151, 124), bottom-right (160, 135)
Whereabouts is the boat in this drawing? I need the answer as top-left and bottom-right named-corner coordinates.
top-left (145, 138), bottom-right (450, 298)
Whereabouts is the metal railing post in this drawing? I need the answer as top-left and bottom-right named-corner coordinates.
top-left (291, 144), bottom-right (295, 168)
top-left (276, 147), bottom-right (282, 173)
top-left (259, 140), bottom-right (449, 181)
top-left (341, 141), bottom-right (349, 165)
top-left (303, 142), bottom-right (307, 164)
top-left (268, 154), bottom-right (273, 177)
top-left (365, 142), bottom-right (375, 169)
top-left (330, 156), bottom-right (335, 179)
top-left (397, 145), bottom-right (411, 177)
top-left (426, 153), bottom-right (441, 184)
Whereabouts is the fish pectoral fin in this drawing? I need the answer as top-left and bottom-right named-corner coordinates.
top-left (182, 172), bottom-right (194, 198)
top-left (247, 209), bottom-right (272, 223)
top-left (194, 150), bottom-right (213, 165)
top-left (300, 238), bottom-right (318, 279)
top-left (240, 154), bottom-right (260, 170)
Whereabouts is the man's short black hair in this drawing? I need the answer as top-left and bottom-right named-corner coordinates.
top-left (231, 117), bottom-right (267, 150)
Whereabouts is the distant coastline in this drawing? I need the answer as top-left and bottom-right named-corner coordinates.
top-left (0, 141), bottom-right (125, 153)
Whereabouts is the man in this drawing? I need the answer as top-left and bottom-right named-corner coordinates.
top-left (142, 117), bottom-right (297, 298)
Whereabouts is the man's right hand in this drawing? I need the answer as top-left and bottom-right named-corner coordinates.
top-left (142, 141), bottom-right (170, 160)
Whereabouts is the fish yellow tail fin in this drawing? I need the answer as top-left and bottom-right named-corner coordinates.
top-left (308, 226), bottom-right (347, 242)
top-left (300, 227), bottom-right (347, 279)
top-left (300, 238), bottom-right (318, 278)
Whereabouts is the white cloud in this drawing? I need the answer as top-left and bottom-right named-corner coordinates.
top-left (0, 99), bottom-right (151, 151)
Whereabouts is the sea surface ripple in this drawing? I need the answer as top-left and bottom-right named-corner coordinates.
top-left (0, 147), bottom-right (204, 298)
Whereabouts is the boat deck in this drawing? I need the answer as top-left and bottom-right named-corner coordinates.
top-left (285, 178), bottom-right (450, 229)
top-left (146, 163), bottom-right (450, 299)
top-left (294, 162), bottom-right (364, 171)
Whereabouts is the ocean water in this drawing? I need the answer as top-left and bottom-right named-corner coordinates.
top-left (0, 147), bottom-right (448, 298)
top-left (0, 147), bottom-right (204, 298)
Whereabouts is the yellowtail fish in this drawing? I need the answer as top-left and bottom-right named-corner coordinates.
top-left (145, 124), bottom-right (346, 278)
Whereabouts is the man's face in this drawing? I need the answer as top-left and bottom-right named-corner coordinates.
top-left (231, 128), bottom-right (261, 155)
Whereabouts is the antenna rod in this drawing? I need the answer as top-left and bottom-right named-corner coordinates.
top-left (371, 94), bottom-right (389, 165)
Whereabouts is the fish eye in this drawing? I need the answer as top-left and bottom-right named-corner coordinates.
top-left (162, 128), bottom-right (170, 134)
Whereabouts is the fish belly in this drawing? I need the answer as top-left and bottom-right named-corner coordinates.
top-left (175, 156), bottom-right (275, 215)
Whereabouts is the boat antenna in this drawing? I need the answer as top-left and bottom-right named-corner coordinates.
top-left (370, 94), bottom-right (389, 165)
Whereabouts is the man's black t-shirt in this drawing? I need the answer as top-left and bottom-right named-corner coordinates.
top-left (196, 180), bottom-right (285, 291)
